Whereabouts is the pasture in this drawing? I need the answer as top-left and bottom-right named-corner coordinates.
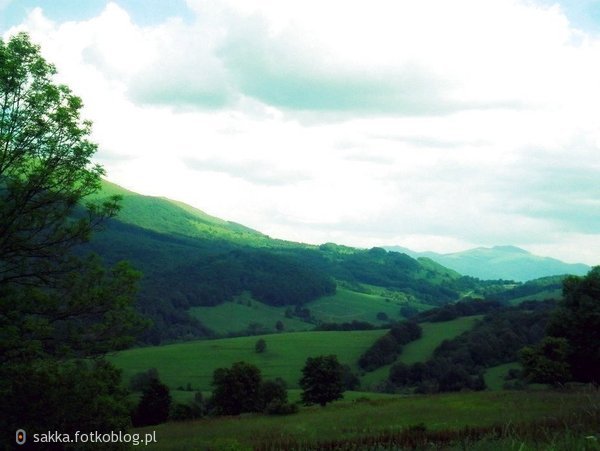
top-left (110, 330), bottom-right (387, 391)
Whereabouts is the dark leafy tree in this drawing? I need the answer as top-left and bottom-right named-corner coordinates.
top-left (358, 321), bottom-right (422, 371)
top-left (255, 338), bottom-right (266, 353)
top-left (358, 334), bottom-right (400, 371)
top-left (0, 33), bottom-right (145, 446)
top-left (520, 337), bottom-right (571, 385)
top-left (275, 320), bottom-right (284, 332)
top-left (545, 267), bottom-right (600, 383)
top-left (259, 378), bottom-right (288, 410)
top-left (389, 362), bottom-right (410, 387)
top-left (211, 361), bottom-right (263, 415)
top-left (129, 368), bottom-right (159, 392)
top-left (300, 355), bottom-right (345, 406)
top-left (133, 377), bottom-right (172, 426)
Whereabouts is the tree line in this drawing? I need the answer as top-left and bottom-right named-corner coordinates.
top-left (131, 354), bottom-right (349, 426)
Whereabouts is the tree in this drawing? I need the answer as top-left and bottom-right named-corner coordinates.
top-left (520, 337), bottom-right (571, 385)
top-left (275, 320), bottom-right (284, 332)
top-left (129, 368), bottom-right (160, 392)
top-left (255, 338), bottom-right (266, 353)
top-left (259, 378), bottom-right (288, 410)
top-left (519, 267), bottom-right (600, 384)
top-left (299, 355), bottom-right (344, 406)
top-left (133, 377), bottom-right (172, 426)
top-left (211, 361), bottom-right (263, 415)
top-left (0, 33), bottom-right (144, 445)
top-left (545, 267), bottom-right (600, 383)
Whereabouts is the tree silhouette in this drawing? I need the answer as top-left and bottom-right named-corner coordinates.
top-left (300, 355), bottom-right (344, 406)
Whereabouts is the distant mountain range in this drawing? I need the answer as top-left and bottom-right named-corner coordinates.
top-left (384, 245), bottom-right (590, 282)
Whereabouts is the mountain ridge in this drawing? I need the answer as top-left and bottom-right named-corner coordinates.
top-left (384, 245), bottom-right (590, 282)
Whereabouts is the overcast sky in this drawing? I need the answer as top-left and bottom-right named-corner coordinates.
top-left (2, 0), bottom-right (599, 265)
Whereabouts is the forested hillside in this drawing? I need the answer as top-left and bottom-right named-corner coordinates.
top-left (86, 182), bottom-right (500, 343)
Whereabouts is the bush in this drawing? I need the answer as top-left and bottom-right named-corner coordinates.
top-left (133, 378), bottom-right (171, 426)
top-left (255, 338), bottom-right (266, 353)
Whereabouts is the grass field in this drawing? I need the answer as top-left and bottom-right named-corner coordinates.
top-left (400, 315), bottom-right (483, 364)
top-left (190, 287), bottom-right (432, 336)
top-left (189, 293), bottom-right (313, 335)
top-left (305, 287), bottom-right (405, 324)
top-left (110, 330), bottom-right (387, 391)
top-left (134, 389), bottom-right (600, 450)
top-left (360, 316), bottom-right (482, 390)
top-left (484, 362), bottom-right (521, 390)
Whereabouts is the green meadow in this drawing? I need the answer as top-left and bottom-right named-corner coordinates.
top-left (189, 293), bottom-right (313, 335)
top-left (189, 287), bottom-right (434, 336)
top-left (306, 287), bottom-right (405, 323)
top-left (110, 330), bottom-right (387, 391)
top-left (134, 389), bottom-right (600, 450)
top-left (360, 316), bottom-right (482, 389)
top-left (400, 315), bottom-right (483, 364)
top-left (484, 362), bottom-right (522, 390)
top-left (114, 315), bottom-right (486, 393)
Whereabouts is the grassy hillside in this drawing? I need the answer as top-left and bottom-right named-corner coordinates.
top-left (189, 293), bottom-right (313, 335)
top-left (134, 389), bottom-right (600, 450)
top-left (400, 315), bottom-right (483, 364)
top-left (87, 180), bottom-right (509, 343)
top-left (306, 287), bottom-right (406, 324)
top-left (360, 316), bottom-right (482, 389)
top-left (94, 180), bottom-right (269, 245)
top-left (113, 315), bottom-right (486, 395)
top-left (109, 330), bottom-right (387, 391)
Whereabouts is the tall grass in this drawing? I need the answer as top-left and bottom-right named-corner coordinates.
top-left (136, 388), bottom-right (599, 450)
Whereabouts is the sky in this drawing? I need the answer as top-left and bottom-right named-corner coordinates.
top-left (1, 0), bottom-right (599, 265)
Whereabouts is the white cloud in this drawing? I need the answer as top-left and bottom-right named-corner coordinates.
top-left (4, 0), bottom-right (600, 265)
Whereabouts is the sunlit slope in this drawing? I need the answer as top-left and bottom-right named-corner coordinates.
top-left (95, 180), bottom-right (268, 244)
top-left (110, 330), bottom-right (387, 391)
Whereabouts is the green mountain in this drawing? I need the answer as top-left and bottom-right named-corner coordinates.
top-left (92, 181), bottom-right (268, 244)
top-left (385, 245), bottom-right (590, 282)
top-left (85, 180), bottom-right (493, 343)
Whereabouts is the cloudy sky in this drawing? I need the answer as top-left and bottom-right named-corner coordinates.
top-left (2, 0), bottom-right (599, 265)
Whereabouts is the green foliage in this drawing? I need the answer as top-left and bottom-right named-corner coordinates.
top-left (259, 378), bottom-right (290, 414)
top-left (546, 267), bottom-right (600, 383)
top-left (520, 337), bottom-right (571, 385)
top-left (300, 355), bottom-right (345, 406)
top-left (399, 316), bottom-right (484, 365)
top-left (88, 183), bottom-right (496, 342)
top-left (211, 361), bottom-right (263, 415)
top-left (133, 377), bottom-right (172, 426)
top-left (255, 338), bottom-right (266, 353)
top-left (129, 368), bottom-right (160, 392)
top-left (170, 391), bottom-right (205, 421)
top-left (2, 359), bottom-right (131, 449)
top-left (210, 362), bottom-right (295, 416)
top-left (0, 33), bottom-right (144, 447)
top-left (132, 390), bottom-right (600, 450)
top-left (388, 302), bottom-right (554, 393)
top-left (519, 267), bottom-right (600, 385)
top-left (110, 330), bottom-right (387, 392)
top-left (358, 321), bottom-right (422, 371)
